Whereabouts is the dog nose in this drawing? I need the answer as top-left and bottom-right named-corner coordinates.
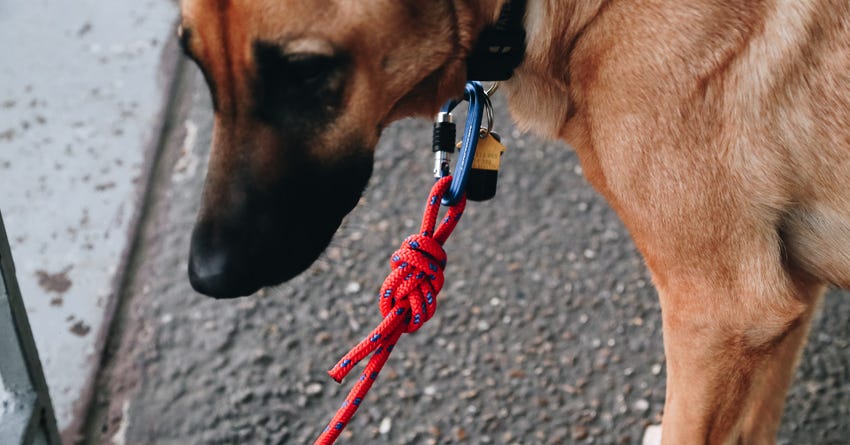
top-left (188, 251), bottom-right (254, 298)
top-left (188, 222), bottom-right (259, 298)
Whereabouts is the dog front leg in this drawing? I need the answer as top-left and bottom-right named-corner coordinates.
top-left (655, 274), bottom-right (822, 445)
top-left (738, 290), bottom-right (822, 443)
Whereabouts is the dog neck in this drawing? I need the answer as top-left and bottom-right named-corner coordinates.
top-left (465, 0), bottom-right (610, 137)
top-left (388, 0), bottom-right (609, 134)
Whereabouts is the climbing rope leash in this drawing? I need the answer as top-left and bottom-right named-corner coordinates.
top-left (315, 82), bottom-right (507, 444)
top-left (314, 177), bottom-right (465, 445)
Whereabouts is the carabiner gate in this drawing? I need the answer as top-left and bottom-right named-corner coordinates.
top-left (435, 81), bottom-right (490, 206)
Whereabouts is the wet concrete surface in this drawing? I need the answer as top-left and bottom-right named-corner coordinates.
top-left (90, 61), bottom-right (850, 444)
top-left (0, 0), bottom-right (178, 435)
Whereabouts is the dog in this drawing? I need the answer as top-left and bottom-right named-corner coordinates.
top-left (177, 0), bottom-right (850, 443)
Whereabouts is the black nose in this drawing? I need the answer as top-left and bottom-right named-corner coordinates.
top-left (188, 222), bottom-right (261, 298)
top-left (188, 251), bottom-right (259, 298)
top-left (187, 212), bottom-right (332, 299)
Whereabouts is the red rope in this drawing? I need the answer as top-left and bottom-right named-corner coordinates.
top-left (314, 177), bottom-right (466, 445)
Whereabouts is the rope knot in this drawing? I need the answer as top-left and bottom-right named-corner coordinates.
top-left (379, 234), bottom-right (447, 333)
top-left (318, 177), bottom-right (466, 445)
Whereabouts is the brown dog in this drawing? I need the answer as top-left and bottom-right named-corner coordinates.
top-left (178, 0), bottom-right (850, 443)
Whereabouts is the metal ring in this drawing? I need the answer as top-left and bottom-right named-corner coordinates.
top-left (485, 82), bottom-right (500, 97)
top-left (482, 93), bottom-right (495, 136)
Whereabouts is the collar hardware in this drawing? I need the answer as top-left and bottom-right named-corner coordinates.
top-left (466, 0), bottom-right (528, 81)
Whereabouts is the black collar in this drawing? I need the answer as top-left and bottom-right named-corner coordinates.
top-left (466, 0), bottom-right (528, 81)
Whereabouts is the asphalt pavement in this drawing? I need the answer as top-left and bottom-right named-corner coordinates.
top-left (85, 52), bottom-right (850, 444)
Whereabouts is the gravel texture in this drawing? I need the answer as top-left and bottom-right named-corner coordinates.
top-left (88, 62), bottom-right (850, 445)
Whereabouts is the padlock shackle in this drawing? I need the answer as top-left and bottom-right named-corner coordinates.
top-left (440, 81), bottom-right (487, 206)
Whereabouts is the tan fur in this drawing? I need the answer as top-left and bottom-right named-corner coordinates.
top-left (180, 0), bottom-right (850, 443)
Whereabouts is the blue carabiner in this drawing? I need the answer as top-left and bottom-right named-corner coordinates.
top-left (440, 81), bottom-right (487, 206)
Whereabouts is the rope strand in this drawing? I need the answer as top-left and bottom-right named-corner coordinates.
top-left (315, 177), bottom-right (466, 444)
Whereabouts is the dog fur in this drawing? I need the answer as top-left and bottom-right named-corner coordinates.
top-left (179, 0), bottom-right (850, 443)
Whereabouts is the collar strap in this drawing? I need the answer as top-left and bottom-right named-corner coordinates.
top-left (466, 0), bottom-right (528, 81)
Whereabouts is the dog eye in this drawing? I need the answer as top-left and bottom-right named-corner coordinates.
top-left (284, 53), bottom-right (338, 84)
top-left (252, 41), bottom-right (349, 125)
top-left (253, 41), bottom-right (344, 87)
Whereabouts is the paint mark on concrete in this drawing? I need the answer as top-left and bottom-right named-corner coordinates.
top-left (95, 182), bottom-right (117, 191)
top-left (69, 320), bottom-right (91, 337)
top-left (78, 22), bottom-right (92, 37)
top-left (36, 266), bottom-right (73, 294)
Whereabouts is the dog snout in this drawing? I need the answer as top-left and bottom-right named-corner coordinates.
top-left (188, 152), bottom-right (374, 299)
top-left (188, 192), bottom-right (311, 299)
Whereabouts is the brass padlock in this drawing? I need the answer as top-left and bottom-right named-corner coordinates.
top-left (466, 130), bottom-right (506, 201)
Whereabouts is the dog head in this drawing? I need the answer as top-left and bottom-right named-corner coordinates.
top-left (178, 0), bottom-right (484, 298)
